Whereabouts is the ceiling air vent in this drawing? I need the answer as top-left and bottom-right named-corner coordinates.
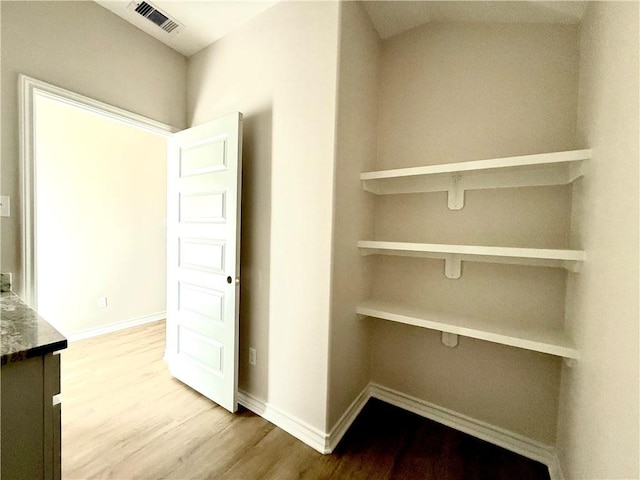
top-left (127, 1), bottom-right (183, 35)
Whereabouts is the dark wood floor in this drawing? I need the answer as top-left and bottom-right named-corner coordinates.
top-left (333, 399), bottom-right (549, 480)
top-left (61, 321), bottom-right (549, 479)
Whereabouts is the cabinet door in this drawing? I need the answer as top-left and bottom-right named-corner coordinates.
top-left (0, 357), bottom-right (45, 480)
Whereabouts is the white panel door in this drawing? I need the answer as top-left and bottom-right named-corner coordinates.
top-left (166, 113), bottom-right (242, 412)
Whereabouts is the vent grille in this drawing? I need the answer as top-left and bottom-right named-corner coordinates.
top-left (128, 1), bottom-right (183, 35)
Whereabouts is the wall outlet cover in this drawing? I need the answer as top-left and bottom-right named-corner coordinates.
top-left (0, 196), bottom-right (10, 217)
top-left (0, 273), bottom-right (12, 292)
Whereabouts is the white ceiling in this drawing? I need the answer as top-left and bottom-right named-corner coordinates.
top-left (94, 0), bottom-right (587, 57)
top-left (95, 0), bottom-right (280, 56)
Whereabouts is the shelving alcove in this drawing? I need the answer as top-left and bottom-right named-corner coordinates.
top-left (357, 149), bottom-right (590, 362)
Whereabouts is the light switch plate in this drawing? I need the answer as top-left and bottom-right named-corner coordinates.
top-left (0, 196), bottom-right (10, 217)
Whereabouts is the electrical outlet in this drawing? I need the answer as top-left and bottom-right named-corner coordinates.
top-left (97, 297), bottom-right (108, 308)
top-left (0, 273), bottom-right (12, 292)
top-left (248, 347), bottom-right (257, 366)
top-left (0, 196), bottom-right (10, 217)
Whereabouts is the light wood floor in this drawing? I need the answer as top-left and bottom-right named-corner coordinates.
top-left (60, 321), bottom-right (549, 480)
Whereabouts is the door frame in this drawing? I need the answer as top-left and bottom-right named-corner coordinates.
top-left (19, 75), bottom-right (178, 308)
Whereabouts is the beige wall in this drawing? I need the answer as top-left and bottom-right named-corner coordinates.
top-left (327, 1), bottom-right (379, 429)
top-left (0, 1), bottom-right (187, 297)
top-left (376, 23), bottom-right (580, 171)
top-left (370, 23), bottom-right (580, 444)
top-left (35, 96), bottom-right (167, 336)
top-left (557, 2), bottom-right (640, 478)
top-left (187, 1), bottom-right (340, 430)
top-left (5, 1), bottom-right (637, 469)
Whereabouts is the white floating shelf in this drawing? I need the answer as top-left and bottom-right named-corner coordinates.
top-left (361, 149), bottom-right (590, 209)
top-left (357, 299), bottom-right (578, 359)
top-left (358, 241), bottom-right (585, 277)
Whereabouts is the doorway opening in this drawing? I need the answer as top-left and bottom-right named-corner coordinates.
top-left (20, 76), bottom-right (176, 338)
top-left (21, 76), bottom-right (244, 412)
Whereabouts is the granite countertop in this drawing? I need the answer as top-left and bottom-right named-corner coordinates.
top-left (1, 292), bottom-right (68, 365)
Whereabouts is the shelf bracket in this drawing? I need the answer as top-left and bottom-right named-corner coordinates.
top-left (563, 260), bottom-right (583, 273)
top-left (448, 175), bottom-right (465, 210)
top-left (441, 332), bottom-right (459, 348)
top-left (444, 255), bottom-right (462, 279)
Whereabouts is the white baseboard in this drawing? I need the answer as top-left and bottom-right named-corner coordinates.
top-left (368, 383), bottom-right (557, 467)
top-left (238, 379), bottom-right (559, 475)
top-left (237, 390), bottom-right (330, 454)
top-left (66, 312), bottom-right (165, 342)
top-left (325, 385), bottom-right (370, 453)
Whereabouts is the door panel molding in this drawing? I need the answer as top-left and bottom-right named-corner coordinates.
top-left (166, 113), bottom-right (243, 413)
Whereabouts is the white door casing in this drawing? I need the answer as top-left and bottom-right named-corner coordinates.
top-left (20, 77), bottom-right (243, 412)
top-left (19, 75), bottom-right (177, 309)
top-left (166, 113), bottom-right (243, 413)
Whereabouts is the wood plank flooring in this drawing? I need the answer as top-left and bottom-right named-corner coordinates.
top-left (60, 321), bottom-right (550, 480)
